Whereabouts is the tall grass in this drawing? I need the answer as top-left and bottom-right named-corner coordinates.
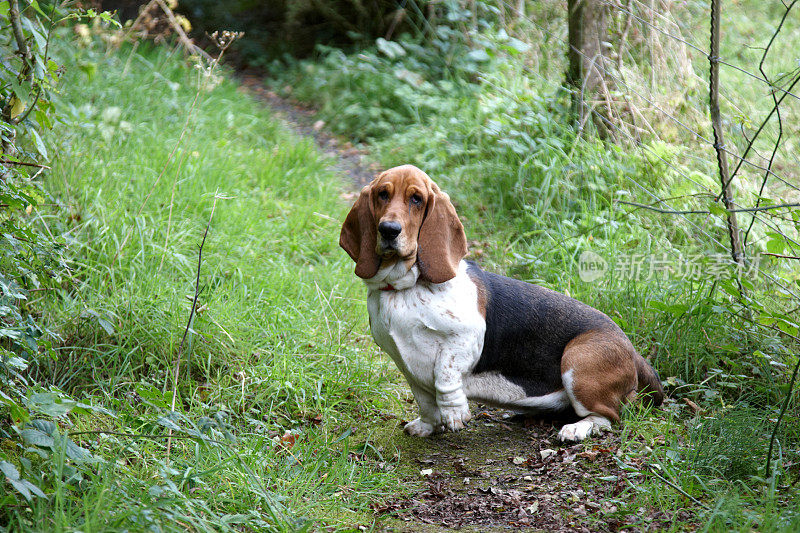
top-left (1, 37), bottom-right (407, 531)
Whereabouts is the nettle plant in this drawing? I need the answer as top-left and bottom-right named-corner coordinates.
top-left (1, 2), bottom-right (115, 435)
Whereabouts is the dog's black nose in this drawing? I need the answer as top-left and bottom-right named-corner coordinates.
top-left (378, 220), bottom-right (402, 240)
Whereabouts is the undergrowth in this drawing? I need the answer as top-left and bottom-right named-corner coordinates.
top-left (0, 35), bottom-right (410, 531)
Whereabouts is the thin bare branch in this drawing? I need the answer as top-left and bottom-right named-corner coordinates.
top-left (617, 200), bottom-right (800, 215)
top-left (0, 159), bottom-right (51, 169)
top-left (166, 193), bottom-right (221, 460)
top-left (762, 252), bottom-right (800, 261)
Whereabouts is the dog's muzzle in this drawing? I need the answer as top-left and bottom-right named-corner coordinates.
top-left (377, 220), bottom-right (402, 253)
top-left (378, 220), bottom-right (402, 241)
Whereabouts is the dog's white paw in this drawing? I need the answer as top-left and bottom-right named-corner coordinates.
top-left (404, 417), bottom-right (436, 437)
top-left (440, 404), bottom-right (472, 432)
top-left (558, 415), bottom-right (611, 442)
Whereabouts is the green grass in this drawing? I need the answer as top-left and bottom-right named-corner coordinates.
top-left (0, 38), bottom-right (416, 531)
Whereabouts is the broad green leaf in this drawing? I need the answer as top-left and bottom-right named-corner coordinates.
top-left (157, 416), bottom-right (181, 431)
top-left (135, 384), bottom-right (170, 409)
top-left (65, 438), bottom-right (95, 463)
top-left (0, 460), bottom-right (20, 480)
top-left (766, 232), bottom-right (786, 254)
top-left (29, 392), bottom-right (75, 417)
top-left (8, 477), bottom-right (32, 501)
top-left (97, 317), bottom-right (115, 335)
top-left (666, 303), bottom-right (690, 316)
top-left (29, 129), bottom-right (48, 159)
top-left (20, 428), bottom-right (53, 448)
top-left (27, 0), bottom-right (48, 18)
top-left (708, 203), bottom-right (727, 216)
top-left (776, 319), bottom-right (799, 337)
top-left (504, 37), bottom-right (531, 54)
top-left (21, 478), bottom-right (46, 498)
top-left (376, 38), bottom-right (405, 59)
top-left (4, 356), bottom-right (28, 370)
top-left (0, 328), bottom-right (22, 340)
top-left (9, 97), bottom-right (26, 119)
top-left (647, 300), bottom-right (668, 312)
top-left (221, 514), bottom-right (251, 525)
top-left (28, 419), bottom-right (56, 435)
top-left (21, 17), bottom-right (47, 49)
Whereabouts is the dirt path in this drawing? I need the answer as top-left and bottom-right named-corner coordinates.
top-left (374, 408), bottom-right (693, 532)
top-left (238, 75), bottom-right (378, 188)
top-left (239, 77), bottom-right (690, 532)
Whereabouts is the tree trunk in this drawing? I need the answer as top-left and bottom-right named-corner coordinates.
top-left (566, 0), bottom-right (611, 138)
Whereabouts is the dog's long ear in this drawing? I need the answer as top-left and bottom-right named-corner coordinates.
top-left (340, 185), bottom-right (381, 279)
top-left (417, 183), bottom-right (467, 283)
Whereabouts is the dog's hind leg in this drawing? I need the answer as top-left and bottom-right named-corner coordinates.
top-left (557, 329), bottom-right (638, 442)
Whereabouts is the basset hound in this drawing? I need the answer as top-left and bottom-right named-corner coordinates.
top-left (339, 165), bottom-right (663, 441)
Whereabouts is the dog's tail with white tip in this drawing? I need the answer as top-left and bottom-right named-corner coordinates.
top-left (633, 353), bottom-right (664, 406)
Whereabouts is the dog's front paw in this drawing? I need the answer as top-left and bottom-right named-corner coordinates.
top-left (558, 415), bottom-right (611, 442)
top-left (440, 404), bottom-right (472, 432)
top-left (404, 417), bottom-right (436, 437)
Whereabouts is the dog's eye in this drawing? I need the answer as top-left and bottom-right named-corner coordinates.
top-left (410, 194), bottom-right (423, 206)
top-left (378, 190), bottom-right (390, 201)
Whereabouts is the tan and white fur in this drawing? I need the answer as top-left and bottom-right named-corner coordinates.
top-left (340, 165), bottom-right (663, 441)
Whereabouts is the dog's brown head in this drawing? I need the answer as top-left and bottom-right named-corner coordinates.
top-left (339, 165), bottom-right (467, 283)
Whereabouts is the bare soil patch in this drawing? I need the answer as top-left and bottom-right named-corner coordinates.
top-left (238, 74), bottom-right (379, 187)
top-left (375, 409), bottom-right (695, 532)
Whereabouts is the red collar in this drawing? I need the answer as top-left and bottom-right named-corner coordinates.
top-left (380, 284), bottom-right (396, 292)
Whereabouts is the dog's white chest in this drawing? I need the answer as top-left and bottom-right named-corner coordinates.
top-left (366, 262), bottom-right (486, 393)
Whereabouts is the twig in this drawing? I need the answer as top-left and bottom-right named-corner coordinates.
top-left (14, 1), bottom-right (59, 126)
top-left (166, 193), bottom-right (220, 460)
top-left (68, 429), bottom-right (227, 445)
top-left (157, 135), bottom-right (193, 273)
top-left (617, 200), bottom-right (800, 215)
top-left (7, 0), bottom-right (29, 62)
top-left (110, 87), bottom-right (202, 269)
top-left (156, 32), bottom-right (239, 272)
top-left (618, 200), bottom-right (708, 215)
top-left (123, 0), bottom-right (158, 42)
top-left (743, 0), bottom-right (797, 248)
top-left (727, 311), bottom-right (800, 479)
top-left (616, 0), bottom-right (634, 73)
top-left (0, 159), bottom-right (51, 169)
top-left (765, 351), bottom-right (800, 479)
top-left (643, 464), bottom-right (712, 510)
top-left (720, 71), bottom-right (800, 196)
top-left (207, 313), bottom-right (235, 344)
top-left (762, 252), bottom-right (800, 261)
top-left (154, 0), bottom-right (213, 61)
top-left (2, 0), bottom-right (33, 124)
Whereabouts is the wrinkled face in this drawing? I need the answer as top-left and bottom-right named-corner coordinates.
top-left (340, 164), bottom-right (467, 283)
top-left (371, 168), bottom-right (430, 261)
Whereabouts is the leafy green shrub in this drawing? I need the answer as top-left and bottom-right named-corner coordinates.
top-left (284, 45), bottom-right (476, 141)
top-left (1, 2), bottom-right (122, 510)
top-left (1, 2), bottom-right (73, 425)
